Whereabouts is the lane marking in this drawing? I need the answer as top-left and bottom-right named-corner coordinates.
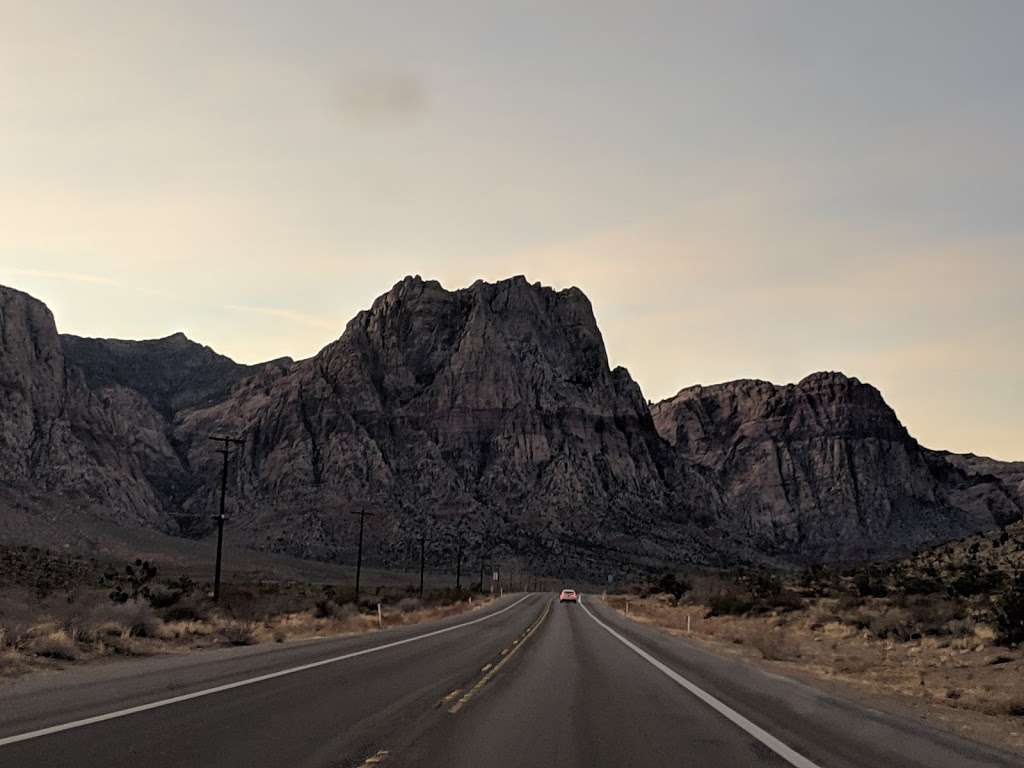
top-left (0, 595), bottom-right (534, 748)
top-left (579, 596), bottom-right (823, 768)
top-left (448, 598), bottom-right (552, 714)
top-left (355, 749), bottom-right (388, 767)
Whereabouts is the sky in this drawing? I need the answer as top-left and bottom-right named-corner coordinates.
top-left (1, 1), bottom-right (1022, 460)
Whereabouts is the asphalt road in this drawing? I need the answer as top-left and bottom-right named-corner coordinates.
top-left (1, 593), bottom-right (1020, 767)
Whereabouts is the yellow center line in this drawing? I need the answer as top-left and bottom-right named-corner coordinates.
top-left (448, 598), bottom-right (552, 714)
top-left (355, 749), bottom-right (389, 767)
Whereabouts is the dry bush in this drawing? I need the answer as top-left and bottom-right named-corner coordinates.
top-left (26, 630), bottom-right (78, 660)
top-left (83, 602), bottom-right (164, 640)
top-left (398, 597), bottom-right (423, 613)
top-left (220, 621), bottom-right (258, 646)
top-left (750, 632), bottom-right (799, 661)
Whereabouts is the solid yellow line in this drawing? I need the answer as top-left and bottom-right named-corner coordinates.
top-left (448, 598), bottom-right (552, 714)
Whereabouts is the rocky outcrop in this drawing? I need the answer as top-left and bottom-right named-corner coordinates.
top-left (0, 286), bottom-right (171, 526)
top-left (651, 373), bottom-right (1022, 561)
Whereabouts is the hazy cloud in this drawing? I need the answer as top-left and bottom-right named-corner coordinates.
top-left (338, 72), bottom-right (427, 124)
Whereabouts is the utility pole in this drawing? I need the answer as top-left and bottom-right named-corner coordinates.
top-left (209, 434), bottom-right (244, 602)
top-left (456, 540), bottom-right (463, 591)
top-left (418, 530), bottom-right (427, 598)
top-left (350, 509), bottom-right (375, 603)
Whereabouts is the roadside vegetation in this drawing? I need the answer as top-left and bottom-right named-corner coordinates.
top-left (0, 544), bottom-right (489, 680)
top-left (610, 519), bottom-right (1024, 754)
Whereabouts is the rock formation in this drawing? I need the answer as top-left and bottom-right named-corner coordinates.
top-left (651, 373), bottom-right (1022, 561)
top-left (1, 278), bottom-right (1020, 574)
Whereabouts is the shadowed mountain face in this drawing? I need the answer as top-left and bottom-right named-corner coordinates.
top-left (60, 333), bottom-right (270, 418)
top-left (0, 278), bottom-right (1020, 574)
top-left (650, 374), bottom-right (1022, 562)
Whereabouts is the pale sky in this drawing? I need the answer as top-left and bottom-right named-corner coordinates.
top-left (2, 2), bottom-right (1022, 460)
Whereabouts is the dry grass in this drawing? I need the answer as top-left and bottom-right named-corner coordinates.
top-left (0, 581), bottom-right (494, 681)
top-left (608, 594), bottom-right (1024, 754)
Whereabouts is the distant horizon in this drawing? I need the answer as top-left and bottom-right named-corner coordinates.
top-left (4, 274), bottom-right (1019, 464)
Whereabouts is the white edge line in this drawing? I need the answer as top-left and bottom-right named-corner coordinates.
top-left (0, 594), bottom-right (533, 748)
top-left (579, 595), bottom-right (823, 768)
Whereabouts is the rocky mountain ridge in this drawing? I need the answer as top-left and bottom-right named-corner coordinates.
top-left (0, 278), bottom-right (1020, 575)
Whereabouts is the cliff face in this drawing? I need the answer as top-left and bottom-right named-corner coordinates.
top-left (1, 278), bottom-right (1020, 573)
top-left (0, 286), bottom-right (170, 525)
top-left (651, 373), bottom-right (1022, 561)
top-left (173, 277), bottom-right (701, 572)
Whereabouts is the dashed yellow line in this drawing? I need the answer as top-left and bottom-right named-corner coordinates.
top-left (439, 688), bottom-right (463, 706)
top-left (448, 599), bottom-right (552, 714)
top-left (355, 749), bottom-right (389, 767)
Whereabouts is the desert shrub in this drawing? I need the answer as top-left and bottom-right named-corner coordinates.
top-left (652, 573), bottom-right (691, 601)
top-left (398, 597), bottom-right (423, 613)
top-left (751, 632), bottom-right (798, 661)
top-left (160, 596), bottom-right (210, 623)
top-left (101, 559), bottom-right (158, 604)
top-left (947, 564), bottom-right (1004, 598)
top-left (994, 575), bottom-right (1024, 647)
top-left (730, 571), bottom-right (803, 613)
top-left (836, 594), bottom-right (865, 611)
top-left (904, 596), bottom-right (967, 635)
top-left (314, 600), bottom-right (358, 620)
top-left (81, 602), bottom-right (161, 640)
top-left (798, 564), bottom-right (836, 597)
top-left (894, 574), bottom-right (945, 595)
top-left (706, 591), bottom-right (754, 617)
top-left (27, 630), bottom-right (79, 660)
top-left (852, 568), bottom-right (889, 598)
top-left (865, 608), bottom-right (916, 641)
top-left (220, 622), bottom-right (258, 646)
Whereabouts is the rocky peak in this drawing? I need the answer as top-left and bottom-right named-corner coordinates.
top-left (652, 370), bottom-right (1019, 561)
top-left (61, 332), bottom-right (253, 417)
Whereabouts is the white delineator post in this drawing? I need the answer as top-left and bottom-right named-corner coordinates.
top-left (687, 614), bottom-right (692, 633)
top-left (377, 603), bottom-right (383, 631)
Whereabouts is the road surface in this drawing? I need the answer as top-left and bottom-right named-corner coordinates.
top-left (1, 593), bottom-right (1020, 767)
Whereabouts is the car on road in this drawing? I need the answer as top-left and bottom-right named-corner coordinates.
top-left (559, 589), bottom-right (578, 603)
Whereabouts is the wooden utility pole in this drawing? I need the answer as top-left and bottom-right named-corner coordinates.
top-left (350, 509), bottom-right (375, 602)
top-left (209, 434), bottom-right (244, 602)
top-left (418, 530), bottom-right (427, 598)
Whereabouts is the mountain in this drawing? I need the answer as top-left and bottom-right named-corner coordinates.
top-left (937, 452), bottom-right (1024, 503)
top-left (170, 276), bottom-right (724, 573)
top-left (1, 278), bottom-right (1020, 575)
top-left (0, 285), bottom-right (171, 526)
top-left (650, 373), bottom-right (1022, 562)
top-left (60, 332), bottom-right (270, 418)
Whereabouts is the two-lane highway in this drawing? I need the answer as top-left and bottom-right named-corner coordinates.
top-left (1, 593), bottom-right (1021, 767)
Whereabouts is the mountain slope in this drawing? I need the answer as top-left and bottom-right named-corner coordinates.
top-left (651, 373), bottom-right (1022, 561)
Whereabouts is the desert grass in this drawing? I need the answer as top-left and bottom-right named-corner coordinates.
top-left (0, 583), bottom-right (493, 680)
top-left (608, 593), bottom-right (1024, 753)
